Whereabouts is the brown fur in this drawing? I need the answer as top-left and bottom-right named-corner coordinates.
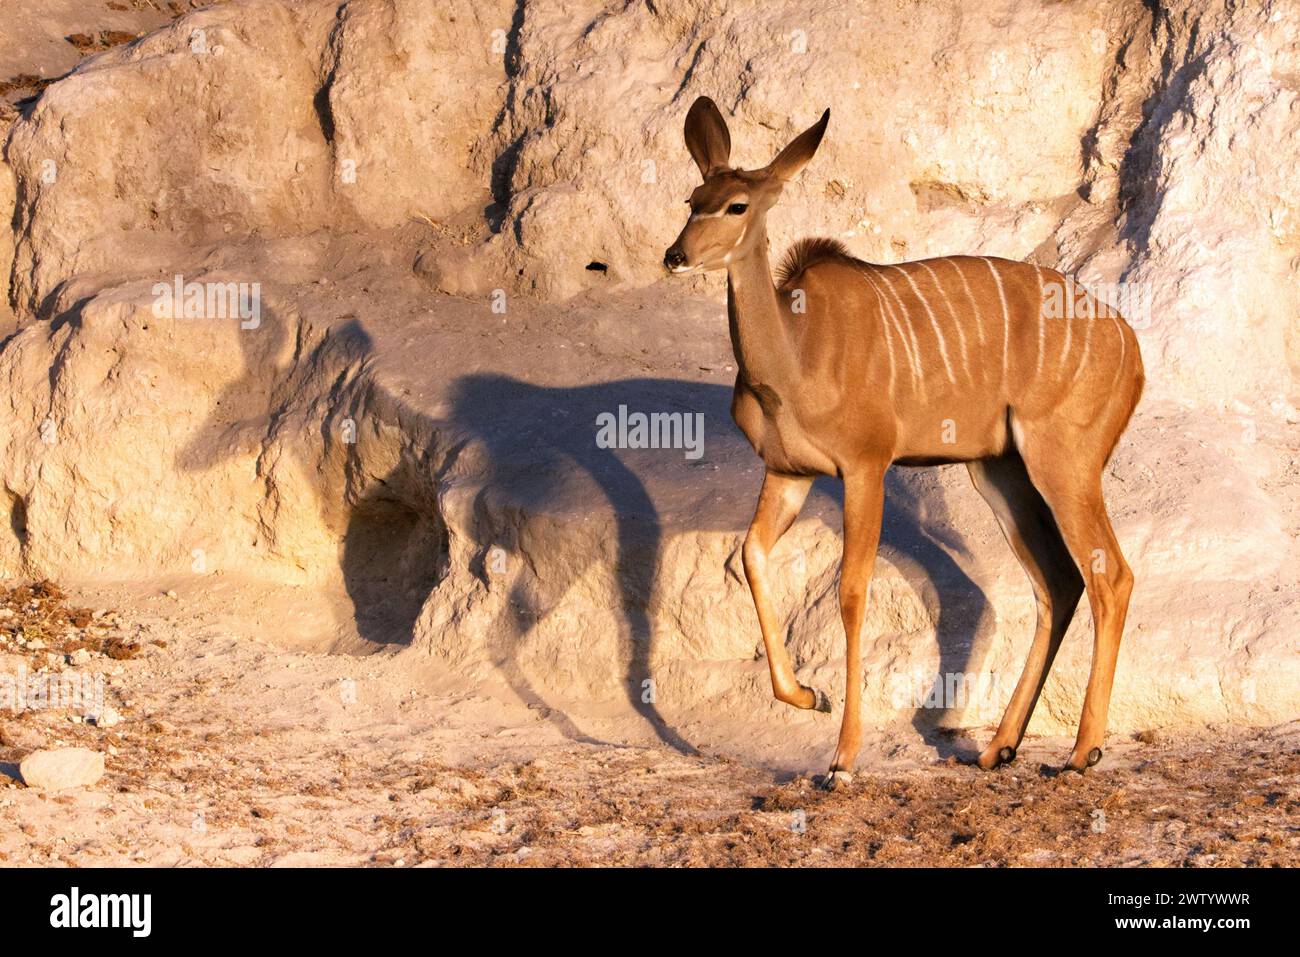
top-left (774, 237), bottom-right (855, 289)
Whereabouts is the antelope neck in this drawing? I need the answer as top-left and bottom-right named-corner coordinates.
top-left (725, 228), bottom-right (799, 394)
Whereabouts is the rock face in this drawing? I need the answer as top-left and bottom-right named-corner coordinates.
top-left (7, 1), bottom-right (337, 318)
top-left (0, 0), bottom-right (1296, 739)
top-left (323, 0), bottom-right (514, 228)
top-left (19, 747), bottom-right (106, 791)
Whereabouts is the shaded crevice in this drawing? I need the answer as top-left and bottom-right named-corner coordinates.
top-left (340, 487), bottom-right (448, 647)
top-left (312, 3), bottom-right (350, 145)
top-left (1116, 4), bottom-right (1210, 251)
top-left (8, 492), bottom-right (27, 550)
top-left (484, 0), bottom-right (529, 232)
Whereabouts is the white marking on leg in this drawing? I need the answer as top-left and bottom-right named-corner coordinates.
top-left (890, 264), bottom-right (956, 385)
top-left (1010, 412), bottom-right (1027, 452)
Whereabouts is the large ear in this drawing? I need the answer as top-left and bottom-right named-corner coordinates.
top-left (684, 96), bottom-right (731, 177)
top-left (766, 109), bottom-right (830, 182)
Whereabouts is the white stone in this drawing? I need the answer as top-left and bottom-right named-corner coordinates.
top-left (19, 748), bottom-right (105, 791)
top-left (89, 708), bottom-right (122, 728)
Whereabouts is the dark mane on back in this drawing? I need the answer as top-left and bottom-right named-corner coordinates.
top-left (774, 237), bottom-right (855, 288)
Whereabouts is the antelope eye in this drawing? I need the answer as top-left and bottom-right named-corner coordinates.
top-left (727, 203), bottom-right (749, 215)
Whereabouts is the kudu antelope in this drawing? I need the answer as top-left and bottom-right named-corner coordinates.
top-left (664, 97), bottom-right (1143, 788)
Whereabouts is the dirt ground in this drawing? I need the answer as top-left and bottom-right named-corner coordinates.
top-left (1, 579), bottom-right (1294, 867)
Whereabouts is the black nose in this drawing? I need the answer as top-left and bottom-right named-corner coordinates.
top-left (664, 248), bottom-right (686, 270)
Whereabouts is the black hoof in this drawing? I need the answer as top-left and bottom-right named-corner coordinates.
top-left (998, 746), bottom-right (1017, 765)
top-left (1087, 747), bottom-right (1103, 767)
top-left (813, 689), bottom-right (832, 714)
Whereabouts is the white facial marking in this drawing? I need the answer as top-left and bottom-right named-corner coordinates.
top-left (688, 195), bottom-right (750, 221)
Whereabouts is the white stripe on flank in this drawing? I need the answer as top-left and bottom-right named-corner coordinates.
top-left (862, 269), bottom-right (925, 401)
top-left (918, 260), bottom-right (972, 383)
top-left (1049, 268), bottom-right (1073, 371)
top-left (1060, 303), bottom-right (1074, 372)
top-left (859, 272), bottom-right (897, 396)
top-left (1110, 313), bottom-right (1127, 385)
top-left (1072, 296), bottom-right (1093, 387)
top-left (890, 264), bottom-right (956, 385)
top-left (1033, 265), bottom-right (1046, 380)
top-left (948, 258), bottom-right (987, 348)
top-left (983, 257), bottom-right (1011, 381)
top-left (862, 271), bottom-right (911, 367)
top-left (861, 271), bottom-right (913, 379)
top-left (875, 270), bottom-right (929, 398)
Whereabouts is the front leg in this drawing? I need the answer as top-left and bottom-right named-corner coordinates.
top-left (824, 466), bottom-right (886, 790)
top-left (741, 470), bottom-right (823, 710)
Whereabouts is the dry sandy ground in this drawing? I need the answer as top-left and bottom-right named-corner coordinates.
top-left (1, 579), bottom-right (1295, 867)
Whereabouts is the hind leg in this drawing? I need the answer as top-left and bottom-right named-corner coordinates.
top-left (1015, 424), bottom-right (1135, 772)
top-left (968, 454), bottom-right (1084, 770)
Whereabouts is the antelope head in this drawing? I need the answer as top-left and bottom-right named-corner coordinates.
top-left (663, 96), bottom-right (829, 274)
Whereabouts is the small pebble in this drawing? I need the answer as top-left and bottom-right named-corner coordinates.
top-left (89, 708), bottom-right (122, 728)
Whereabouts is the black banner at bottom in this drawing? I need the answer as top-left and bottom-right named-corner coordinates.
top-left (0, 865), bottom-right (1280, 942)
